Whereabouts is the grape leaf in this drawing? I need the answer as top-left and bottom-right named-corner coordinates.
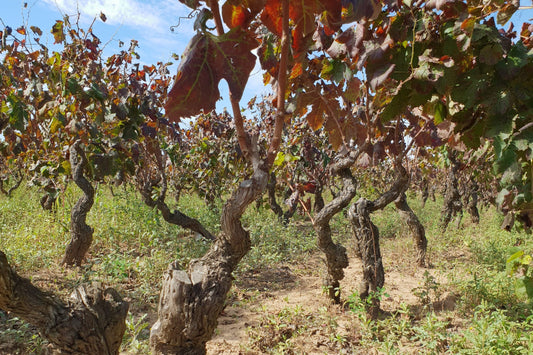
top-left (222, 1), bottom-right (251, 28)
top-left (165, 31), bottom-right (258, 121)
top-left (51, 21), bottom-right (65, 44)
top-left (30, 26), bottom-right (42, 36)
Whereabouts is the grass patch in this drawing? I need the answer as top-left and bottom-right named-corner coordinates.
top-left (1, 185), bottom-right (532, 353)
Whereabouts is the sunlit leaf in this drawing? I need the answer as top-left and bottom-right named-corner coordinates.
top-left (261, 0), bottom-right (283, 36)
top-left (273, 151), bottom-right (285, 166)
top-left (222, 1), bottom-right (250, 28)
top-left (49, 117), bottom-right (64, 134)
top-left (434, 101), bottom-right (446, 124)
top-left (51, 21), bottom-right (65, 44)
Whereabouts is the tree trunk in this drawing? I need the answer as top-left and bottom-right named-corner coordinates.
top-left (465, 180), bottom-right (480, 224)
top-left (282, 188), bottom-right (299, 224)
top-left (348, 198), bottom-right (384, 319)
top-left (62, 140), bottom-right (95, 266)
top-left (348, 163), bottom-right (409, 319)
top-left (501, 212), bottom-right (515, 231)
top-left (314, 185), bottom-right (325, 213)
top-left (440, 153), bottom-right (462, 232)
top-left (420, 179), bottom-right (429, 208)
top-left (313, 150), bottom-right (363, 304)
top-left (267, 171), bottom-right (284, 220)
top-left (0, 251), bottom-right (128, 354)
top-left (136, 141), bottom-right (216, 241)
top-left (394, 192), bottom-right (427, 267)
top-left (150, 152), bottom-right (269, 354)
top-left (160, 203), bottom-right (216, 241)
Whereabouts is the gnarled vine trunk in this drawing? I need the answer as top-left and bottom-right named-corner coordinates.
top-left (348, 164), bottom-right (409, 318)
top-left (420, 178), bottom-right (429, 208)
top-left (440, 153), bottom-right (462, 231)
top-left (150, 149), bottom-right (269, 354)
top-left (314, 184), bottom-right (325, 213)
top-left (40, 193), bottom-right (57, 211)
top-left (137, 138), bottom-right (215, 241)
top-left (394, 192), bottom-right (427, 267)
top-left (0, 251), bottom-right (128, 354)
top-left (62, 140), bottom-right (95, 266)
top-left (465, 180), bottom-right (480, 224)
top-left (149, 0), bottom-right (289, 350)
top-left (267, 171), bottom-right (284, 218)
top-left (313, 150), bottom-right (363, 303)
top-left (348, 198), bottom-right (384, 319)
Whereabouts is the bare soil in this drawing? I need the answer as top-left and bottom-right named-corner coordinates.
top-left (206, 246), bottom-right (459, 354)
top-left (0, 237), bottom-right (465, 354)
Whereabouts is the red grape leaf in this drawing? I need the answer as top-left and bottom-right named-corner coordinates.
top-left (261, 0), bottom-right (283, 36)
top-left (244, 0), bottom-right (267, 14)
top-left (165, 31), bottom-right (258, 121)
top-left (222, 1), bottom-right (251, 28)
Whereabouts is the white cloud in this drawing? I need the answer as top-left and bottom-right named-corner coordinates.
top-left (40, 0), bottom-right (196, 64)
top-left (41, 0), bottom-right (188, 34)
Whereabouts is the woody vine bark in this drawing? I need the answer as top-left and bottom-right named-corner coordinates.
top-left (149, 0), bottom-right (290, 353)
top-left (0, 251), bottom-right (128, 354)
top-left (62, 140), bottom-right (95, 266)
top-left (348, 163), bottom-right (409, 318)
top-left (267, 172), bottom-right (300, 225)
top-left (441, 151), bottom-right (463, 231)
top-left (313, 145), bottom-right (366, 303)
top-left (394, 192), bottom-right (427, 267)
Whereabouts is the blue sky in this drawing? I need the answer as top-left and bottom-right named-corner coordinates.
top-left (1, 0), bottom-right (532, 115)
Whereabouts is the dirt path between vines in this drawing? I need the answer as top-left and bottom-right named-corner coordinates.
top-left (206, 249), bottom-right (457, 354)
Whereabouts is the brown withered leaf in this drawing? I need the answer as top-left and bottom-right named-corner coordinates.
top-left (165, 31), bottom-right (258, 121)
top-left (262, 0), bottom-right (339, 53)
top-left (321, 0), bottom-right (343, 32)
top-left (344, 119), bottom-right (367, 146)
top-left (327, 25), bottom-right (366, 59)
top-left (298, 91), bottom-right (325, 130)
top-left (369, 63), bottom-right (395, 90)
top-left (30, 26), bottom-right (42, 36)
top-left (179, 0), bottom-right (200, 9)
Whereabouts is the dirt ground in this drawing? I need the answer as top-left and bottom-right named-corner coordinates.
top-left (206, 247), bottom-right (457, 354)
top-left (0, 243), bottom-right (460, 354)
